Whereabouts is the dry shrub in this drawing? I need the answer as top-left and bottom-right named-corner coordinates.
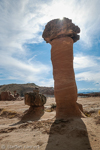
top-left (45, 109), bottom-right (52, 112)
top-left (51, 103), bottom-right (56, 110)
top-left (45, 103), bottom-right (56, 112)
top-left (98, 110), bottom-right (100, 115)
top-left (0, 108), bottom-right (20, 118)
top-left (84, 110), bottom-right (96, 117)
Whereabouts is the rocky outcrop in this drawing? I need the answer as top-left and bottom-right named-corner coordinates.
top-left (0, 83), bottom-right (54, 97)
top-left (25, 88), bottom-right (46, 107)
top-left (39, 87), bottom-right (54, 95)
top-left (24, 88), bottom-right (46, 120)
top-left (42, 18), bottom-right (84, 119)
top-left (25, 92), bottom-right (46, 107)
top-left (0, 91), bottom-right (15, 101)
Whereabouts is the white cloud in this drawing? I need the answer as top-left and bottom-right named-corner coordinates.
top-left (0, 52), bottom-right (53, 85)
top-left (38, 79), bottom-right (54, 87)
top-left (74, 54), bottom-right (100, 83)
top-left (0, 0), bottom-right (100, 53)
top-left (38, 0), bottom-right (100, 46)
top-left (0, 0), bottom-right (53, 86)
top-left (0, 0), bottom-right (100, 86)
top-left (76, 71), bottom-right (100, 82)
top-left (74, 55), bottom-right (97, 69)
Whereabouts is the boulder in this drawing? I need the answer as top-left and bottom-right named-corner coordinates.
top-left (25, 92), bottom-right (46, 107)
top-left (24, 88), bottom-right (46, 120)
top-left (0, 91), bottom-right (15, 100)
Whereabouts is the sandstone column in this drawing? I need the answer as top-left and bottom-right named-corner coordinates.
top-left (42, 18), bottom-right (84, 119)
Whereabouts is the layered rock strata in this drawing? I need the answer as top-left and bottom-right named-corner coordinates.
top-left (42, 17), bottom-right (84, 119)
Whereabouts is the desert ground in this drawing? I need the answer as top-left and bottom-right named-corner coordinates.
top-left (0, 96), bottom-right (100, 150)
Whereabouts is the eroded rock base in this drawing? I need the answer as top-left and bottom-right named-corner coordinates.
top-left (56, 103), bottom-right (85, 119)
top-left (21, 106), bottom-right (44, 121)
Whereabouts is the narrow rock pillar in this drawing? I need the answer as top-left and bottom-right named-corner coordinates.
top-left (42, 18), bottom-right (84, 119)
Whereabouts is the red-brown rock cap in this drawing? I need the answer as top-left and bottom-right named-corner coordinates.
top-left (42, 17), bottom-right (80, 43)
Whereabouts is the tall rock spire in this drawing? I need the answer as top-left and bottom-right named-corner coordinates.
top-left (42, 18), bottom-right (84, 119)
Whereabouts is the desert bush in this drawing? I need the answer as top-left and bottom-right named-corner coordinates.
top-left (45, 103), bottom-right (56, 112)
top-left (51, 103), bottom-right (56, 109)
top-left (0, 109), bottom-right (20, 119)
top-left (51, 103), bottom-right (56, 110)
top-left (84, 110), bottom-right (96, 117)
top-left (45, 109), bottom-right (52, 112)
top-left (98, 110), bottom-right (100, 115)
top-left (84, 112), bottom-right (91, 117)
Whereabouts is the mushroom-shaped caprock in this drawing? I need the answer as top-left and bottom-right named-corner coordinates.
top-left (42, 17), bottom-right (84, 119)
top-left (42, 17), bottom-right (80, 43)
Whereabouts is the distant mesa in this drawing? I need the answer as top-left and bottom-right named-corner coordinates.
top-left (0, 83), bottom-right (54, 98)
top-left (78, 92), bottom-right (100, 97)
top-left (0, 83), bottom-right (99, 101)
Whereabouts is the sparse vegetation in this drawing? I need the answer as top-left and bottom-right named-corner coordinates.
top-left (51, 103), bottom-right (56, 110)
top-left (0, 108), bottom-right (20, 119)
top-left (0, 96), bottom-right (100, 149)
top-left (45, 108), bottom-right (53, 112)
top-left (98, 110), bottom-right (100, 115)
top-left (84, 110), bottom-right (96, 117)
top-left (45, 103), bottom-right (56, 112)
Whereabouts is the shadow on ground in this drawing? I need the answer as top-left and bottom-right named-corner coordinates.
top-left (10, 106), bottom-right (44, 126)
top-left (45, 118), bottom-right (92, 150)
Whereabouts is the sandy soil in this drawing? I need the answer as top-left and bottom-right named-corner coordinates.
top-left (0, 96), bottom-right (100, 150)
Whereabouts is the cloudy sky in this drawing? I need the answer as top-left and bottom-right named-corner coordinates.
top-left (0, 0), bottom-right (100, 92)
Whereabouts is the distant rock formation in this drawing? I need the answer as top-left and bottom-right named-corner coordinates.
top-left (0, 90), bottom-right (20, 101)
top-left (14, 90), bottom-right (19, 98)
top-left (0, 91), bottom-right (15, 101)
top-left (78, 92), bottom-right (100, 97)
top-left (42, 17), bottom-right (84, 119)
top-left (0, 83), bottom-right (54, 97)
top-left (39, 87), bottom-right (54, 95)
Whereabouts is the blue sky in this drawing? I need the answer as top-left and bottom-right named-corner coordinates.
top-left (0, 0), bottom-right (100, 93)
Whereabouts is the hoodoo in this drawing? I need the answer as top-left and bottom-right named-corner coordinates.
top-left (42, 17), bottom-right (84, 119)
